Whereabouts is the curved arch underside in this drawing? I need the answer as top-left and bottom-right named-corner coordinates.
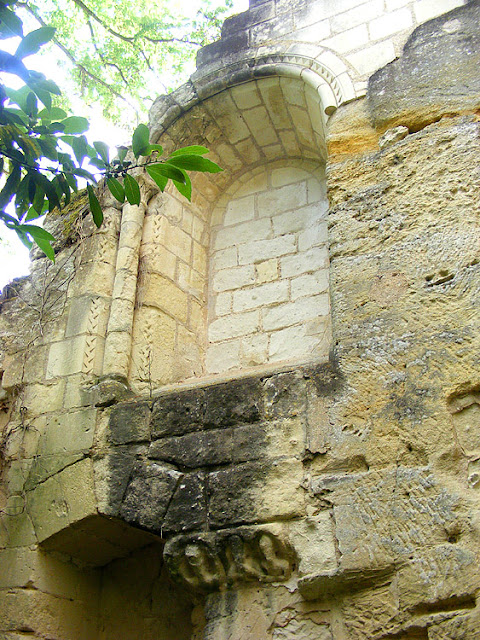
top-left (131, 72), bottom-right (334, 391)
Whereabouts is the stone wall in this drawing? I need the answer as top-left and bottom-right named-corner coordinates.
top-left (0, 1), bottom-right (479, 638)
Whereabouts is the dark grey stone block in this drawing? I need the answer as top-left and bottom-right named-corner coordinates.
top-left (163, 472), bottom-right (208, 532)
top-left (151, 388), bottom-right (206, 438)
top-left (108, 400), bottom-right (151, 444)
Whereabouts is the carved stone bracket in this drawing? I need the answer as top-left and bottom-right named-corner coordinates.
top-left (163, 527), bottom-right (295, 592)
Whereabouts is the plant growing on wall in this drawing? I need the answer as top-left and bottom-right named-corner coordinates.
top-left (0, 0), bottom-right (222, 260)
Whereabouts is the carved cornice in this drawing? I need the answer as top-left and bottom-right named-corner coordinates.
top-left (164, 528), bottom-right (296, 592)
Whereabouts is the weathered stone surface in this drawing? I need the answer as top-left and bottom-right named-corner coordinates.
top-left (151, 388), bottom-right (206, 438)
top-left (108, 400), bottom-right (151, 444)
top-left (203, 378), bottom-right (263, 428)
top-left (368, 3), bottom-right (480, 131)
top-left (164, 526), bottom-right (295, 592)
top-left (163, 472), bottom-right (208, 533)
top-left (120, 461), bottom-right (182, 532)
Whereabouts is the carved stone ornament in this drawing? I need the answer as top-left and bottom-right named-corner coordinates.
top-left (163, 528), bottom-right (295, 592)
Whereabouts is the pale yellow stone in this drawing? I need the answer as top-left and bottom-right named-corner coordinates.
top-left (256, 259), bottom-right (279, 284)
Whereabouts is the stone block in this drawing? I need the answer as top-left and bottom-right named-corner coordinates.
top-left (256, 259), bottom-right (279, 284)
top-left (272, 204), bottom-right (321, 236)
top-left (414, 0), bottom-right (465, 23)
top-left (240, 333), bottom-right (269, 367)
top-left (368, 2), bottom-right (480, 130)
top-left (271, 166), bottom-right (312, 188)
top-left (46, 336), bottom-right (87, 379)
top-left (151, 388), bottom-right (206, 438)
top-left (238, 235), bottom-right (297, 266)
top-left (347, 40), bottom-right (396, 76)
top-left (330, 0), bottom-right (383, 33)
top-left (38, 407), bottom-right (97, 456)
top-left (269, 325), bottom-right (326, 361)
top-left (120, 460), bottom-right (183, 532)
top-left (206, 340), bottom-right (241, 374)
top-left (263, 294), bottom-right (330, 332)
top-left (281, 246), bottom-right (329, 278)
top-left (214, 217), bottom-right (271, 251)
top-left (322, 24), bottom-right (369, 54)
top-left (149, 423), bottom-right (266, 468)
top-left (108, 400), bottom-right (151, 444)
top-left (163, 471), bottom-right (208, 532)
top-left (208, 310), bottom-right (260, 341)
top-left (291, 271), bottom-right (330, 300)
top-left (298, 220), bottom-right (328, 251)
top-left (203, 377), bottom-right (263, 428)
top-left (257, 182), bottom-right (308, 217)
top-left (224, 194), bottom-right (256, 226)
top-left (263, 371), bottom-right (307, 419)
top-left (212, 265), bottom-right (255, 293)
top-left (141, 274), bottom-right (188, 324)
top-left (288, 513), bottom-right (338, 577)
top-left (368, 7), bottom-right (413, 40)
top-left (232, 281), bottom-right (289, 312)
top-left (208, 459), bottom-right (304, 527)
top-left (230, 82), bottom-right (262, 110)
top-left (27, 458), bottom-right (96, 543)
top-left (214, 291), bottom-right (232, 316)
top-left (212, 247), bottom-right (238, 271)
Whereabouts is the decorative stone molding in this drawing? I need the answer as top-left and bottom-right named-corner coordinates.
top-left (164, 528), bottom-right (295, 592)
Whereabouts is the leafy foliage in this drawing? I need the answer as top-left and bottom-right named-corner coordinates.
top-left (0, 0), bottom-right (222, 260)
top-left (20, 0), bottom-right (235, 124)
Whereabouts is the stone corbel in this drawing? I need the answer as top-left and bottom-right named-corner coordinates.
top-left (164, 527), bottom-right (295, 592)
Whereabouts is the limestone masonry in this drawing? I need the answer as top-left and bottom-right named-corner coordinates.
top-left (0, 0), bottom-right (479, 638)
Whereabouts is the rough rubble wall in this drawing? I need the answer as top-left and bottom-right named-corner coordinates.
top-left (0, 1), bottom-right (479, 639)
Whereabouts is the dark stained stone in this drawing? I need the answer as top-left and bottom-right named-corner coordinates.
top-left (262, 372), bottom-right (307, 419)
top-left (208, 461), bottom-right (269, 528)
top-left (163, 472), bottom-right (208, 533)
top-left (108, 400), bottom-right (151, 444)
top-left (149, 429), bottom-right (235, 468)
top-left (151, 388), bottom-right (206, 438)
top-left (120, 461), bottom-right (182, 533)
top-left (203, 378), bottom-right (263, 428)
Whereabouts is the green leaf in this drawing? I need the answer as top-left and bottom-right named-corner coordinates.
top-left (87, 184), bottom-right (103, 227)
top-left (167, 155), bottom-right (222, 173)
top-left (116, 146), bottom-right (128, 163)
top-left (18, 225), bottom-right (56, 261)
top-left (25, 91), bottom-right (37, 118)
top-left (64, 173), bottom-right (78, 193)
top-left (93, 140), bottom-right (109, 165)
top-left (72, 167), bottom-right (96, 183)
top-left (37, 137), bottom-right (58, 161)
top-left (19, 224), bottom-right (55, 242)
top-left (15, 27), bottom-right (56, 59)
top-left (124, 173), bottom-right (141, 205)
top-left (39, 106), bottom-right (68, 122)
top-left (71, 135), bottom-right (89, 165)
top-left (147, 162), bottom-right (186, 185)
top-left (170, 145), bottom-right (209, 157)
top-left (89, 157), bottom-right (107, 171)
top-left (0, 6), bottom-right (23, 38)
top-left (148, 170), bottom-right (168, 192)
top-left (172, 169), bottom-right (192, 201)
top-left (132, 123), bottom-right (150, 158)
top-left (145, 143), bottom-right (163, 156)
top-left (25, 205), bottom-right (44, 222)
top-left (107, 177), bottom-right (125, 203)
top-left (61, 116), bottom-right (89, 134)
top-left (0, 163), bottom-right (21, 209)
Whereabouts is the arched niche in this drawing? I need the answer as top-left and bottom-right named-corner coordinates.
top-left (130, 71), bottom-right (336, 391)
top-left (207, 160), bottom-right (330, 375)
